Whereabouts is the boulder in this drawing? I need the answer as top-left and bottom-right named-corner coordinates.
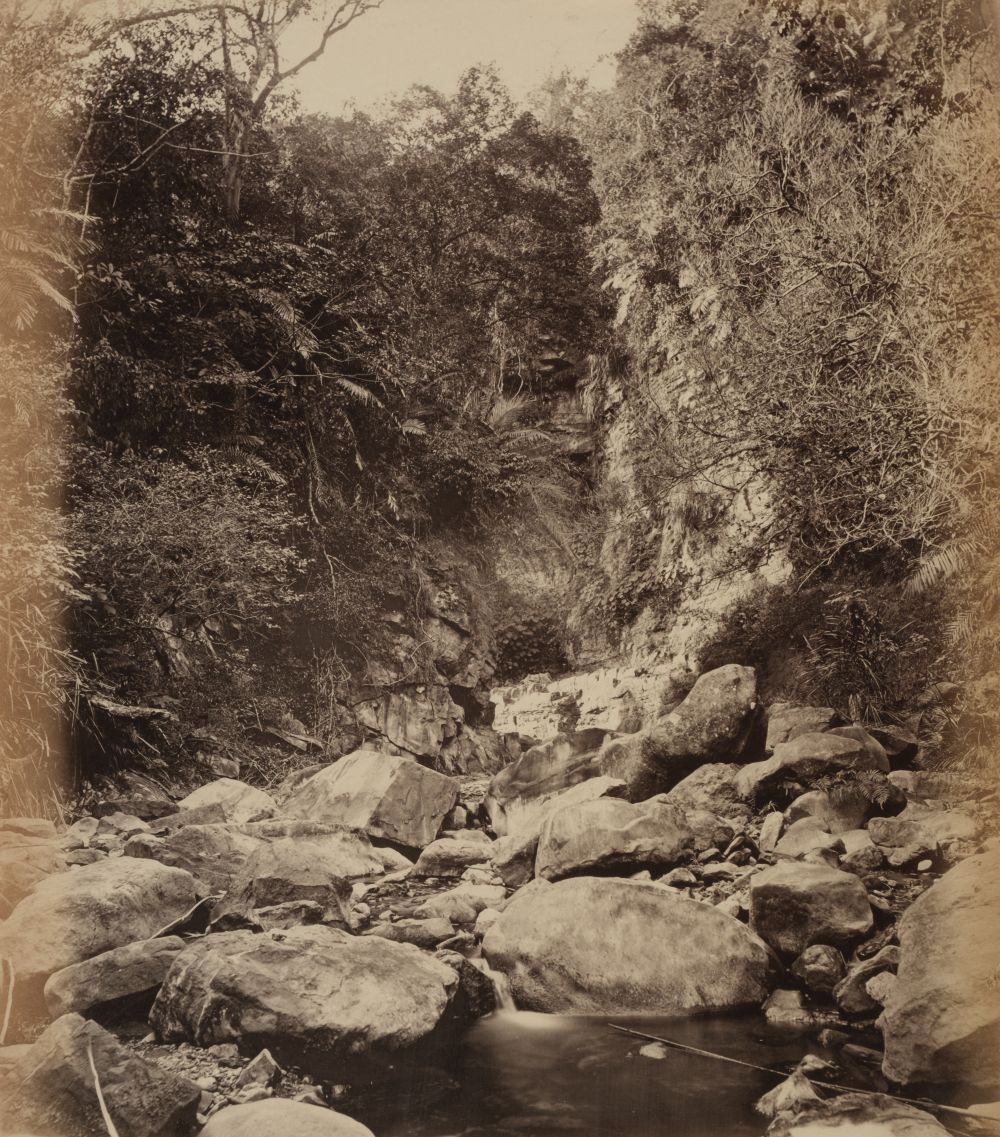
top-left (774, 817), bottom-right (844, 859)
top-left (785, 789), bottom-right (871, 834)
top-left (0, 817), bottom-right (58, 839)
top-left (664, 762), bottom-right (752, 819)
top-left (151, 926), bottom-right (465, 1072)
top-left (767, 1092), bottom-right (949, 1136)
top-left (412, 883), bottom-right (506, 923)
top-left (534, 797), bottom-right (694, 881)
top-left (43, 936), bottom-right (187, 1020)
top-left (1, 1013), bottom-right (200, 1137)
top-left (599, 665), bottom-right (759, 800)
top-left (750, 862), bottom-right (873, 957)
top-left (482, 876), bottom-right (776, 1014)
top-left (281, 750), bottom-right (458, 849)
top-left (0, 836), bottom-right (66, 918)
top-left (210, 838), bottom-right (356, 929)
top-left (410, 837), bottom-right (493, 879)
top-left (826, 725), bottom-right (890, 770)
top-left (242, 821), bottom-right (385, 877)
top-left (125, 823), bottom-right (265, 892)
top-left (869, 808), bottom-right (981, 867)
top-left (834, 945), bottom-right (900, 1016)
top-left (765, 703), bottom-right (839, 749)
top-left (887, 771), bottom-right (975, 802)
top-left (484, 732), bottom-right (606, 836)
top-left (489, 831), bottom-right (540, 889)
top-left (0, 857), bottom-right (198, 987)
top-left (367, 918), bottom-right (456, 949)
top-left (869, 726), bottom-right (920, 769)
top-left (200, 1099), bottom-right (375, 1137)
top-left (176, 779), bottom-right (276, 823)
top-left (880, 846), bottom-right (1000, 1086)
top-left (759, 811), bottom-right (784, 853)
top-left (736, 733), bottom-right (888, 803)
top-left (790, 944), bottom-right (847, 994)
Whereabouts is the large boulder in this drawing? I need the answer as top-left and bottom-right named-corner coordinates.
top-left (749, 863), bottom-right (873, 957)
top-left (598, 665), bottom-right (759, 800)
top-left (0, 857), bottom-right (198, 987)
top-left (0, 1013), bottom-right (200, 1137)
top-left (176, 778), bottom-right (276, 823)
top-left (765, 703), bottom-right (839, 749)
top-left (281, 750), bottom-right (458, 849)
top-left (664, 762), bottom-right (751, 819)
top-left (736, 732), bottom-right (888, 803)
top-left (534, 797), bottom-right (694, 881)
top-left (150, 925), bottom-right (466, 1071)
top-left (125, 823), bottom-right (265, 892)
top-left (43, 936), bottom-right (187, 1020)
top-left (210, 837), bottom-right (362, 929)
top-left (0, 832), bottom-right (67, 918)
top-left (880, 846), bottom-right (1000, 1087)
top-left (200, 1099), bottom-right (374, 1137)
top-left (489, 830), bottom-right (540, 889)
top-left (482, 876), bottom-right (776, 1013)
top-left (484, 731), bottom-right (607, 836)
top-left (410, 836), bottom-right (493, 879)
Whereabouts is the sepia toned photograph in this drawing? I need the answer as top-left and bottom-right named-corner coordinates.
top-left (1, 1), bottom-right (999, 1135)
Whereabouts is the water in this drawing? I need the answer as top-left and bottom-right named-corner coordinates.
top-left (374, 1009), bottom-right (816, 1137)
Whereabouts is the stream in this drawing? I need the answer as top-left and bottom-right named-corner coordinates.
top-left (372, 1009), bottom-right (816, 1137)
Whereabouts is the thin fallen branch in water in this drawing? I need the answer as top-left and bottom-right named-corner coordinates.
top-left (608, 1024), bottom-right (1000, 1127)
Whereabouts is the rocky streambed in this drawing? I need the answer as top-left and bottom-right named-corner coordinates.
top-left (2, 664), bottom-right (1000, 1137)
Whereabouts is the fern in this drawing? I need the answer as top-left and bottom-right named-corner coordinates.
top-left (813, 768), bottom-right (894, 807)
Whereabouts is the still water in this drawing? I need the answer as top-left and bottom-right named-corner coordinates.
top-left (375, 1010), bottom-right (814, 1137)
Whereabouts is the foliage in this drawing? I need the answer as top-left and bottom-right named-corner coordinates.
top-left (0, 347), bottom-right (82, 812)
top-left (580, 0), bottom-right (999, 726)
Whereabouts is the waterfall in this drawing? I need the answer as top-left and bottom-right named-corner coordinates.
top-left (470, 956), bottom-right (517, 1012)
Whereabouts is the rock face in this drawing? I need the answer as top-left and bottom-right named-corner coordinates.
top-left (1, 1013), bottom-right (200, 1137)
top-left (151, 925), bottom-right (465, 1071)
top-left (490, 661), bottom-right (682, 739)
top-left (177, 778), bottom-right (277, 823)
top-left (200, 1099), bottom-right (375, 1137)
top-left (43, 936), bottom-right (187, 1019)
top-left (880, 846), bottom-right (1000, 1087)
top-left (599, 665), bottom-right (759, 799)
top-left (534, 797), bottom-right (694, 881)
top-left (735, 732), bottom-right (888, 803)
top-left (281, 750), bottom-right (458, 848)
top-left (750, 863), bottom-right (873, 957)
top-left (482, 876), bottom-right (776, 1013)
top-left (0, 857), bottom-right (198, 986)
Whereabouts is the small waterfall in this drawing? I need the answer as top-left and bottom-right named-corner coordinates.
top-left (470, 956), bottom-right (517, 1012)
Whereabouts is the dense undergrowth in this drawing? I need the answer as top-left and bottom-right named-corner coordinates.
top-left (2, 0), bottom-right (998, 813)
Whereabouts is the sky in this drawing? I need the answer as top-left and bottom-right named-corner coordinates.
top-left (285, 0), bottom-right (641, 115)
